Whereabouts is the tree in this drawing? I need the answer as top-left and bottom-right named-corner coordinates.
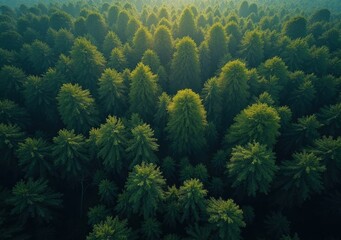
top-left (225, 103), bottom-right (281, 147)
top-left (0, 124), bottom-right (25, 165)
top-left (141, 50), bottom-right (161, 73)
top-left (116, 10), bottom-right (129, 42)
top-left (207, 23), bottom-right (228, 75)
top-left (153, 26), bottom-right (173, 66)
top-left (70, 37), bottom-right (106, 91)
top-left (227, 142), bottom-right (278, 196)
top-left (154, 92), bottom-right (170, 140)
top-left (0, 99), bottom-right (28, 128)
top-left (108, 47), bottom-right (127, 72)
top-left (125, 18), bottom-right (141, 42)
top-left (85, 12), bottom-right (107, 45)
top-left (98, 179), bottom-right (118, 205)
top-left (310, 9), bottom-right (330, 23)
top-left (284, 16), bottom-right (307, 39)
top-left (170, 37), bottom-right (201, 93)
top-left (96, 116), bottom-right (127, 173)
top-left (201, 77), bottom-right (222, 127)
top-left (53, 29), bottom-right (74, 56)
top-left (207, 198), bottom-right (245, 240)
top-left (0, 65), bottom-right (26, 102)
top-left (52, 129), bottom-right (89, 178)
top-left (141, 218), bottom-right (162, 240)
top-left (166, 89), bottom-right (207, 156)
top-left (239, 1), bottom-right (249, 18)
top-left (275, 151), bottom-right (325, 206)
top-left (27, 40), bottom-right (52, 74)
top-left (178, 8), bottom-right (197, 40)
top-left (87, 216), bottom-right (133, 240)
top-left (318, 103), bottom-right (341, 137)
top-left (50, 11), bottom-right (72, 30)
top-left (218, 60), bottom-right (250, 122)
top-left (102, 31), bottom-right (122, 59)
top-left (0, 31), bottom-right (23, 51)
top-left (57, 83), bottom-right (98, 133)
top-left (199, 41), bottom-right (211, 82)
top-left (178, 178), bottom-right (207, 222)
top-left (132, 27), bottom-right (152, 65)
top-left (118, 162), bottom-right (165, 219)
top-left (240, 30), bottom-right (264, 68)
top-left (17, 138), bottom-right (52, 178)
top-left (264, 212), bottom-right (290, 238)
top-left (129, 63), bottom-right (159, 122)
top-left (98, 68), bottom-right (127, 116)
top-left (107, 5), bottom-right (120, 27)
top-left (7, 178), bottom-right (62, 223)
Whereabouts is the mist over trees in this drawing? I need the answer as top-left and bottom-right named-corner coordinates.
top-left (0, 0), bottom-right (340, 239)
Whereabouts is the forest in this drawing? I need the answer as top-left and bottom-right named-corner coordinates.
top-left (0, 0), bottom-right (340, 239)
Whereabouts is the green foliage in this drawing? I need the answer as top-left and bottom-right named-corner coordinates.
top-left (275, 151), bottom-right (325, 205)
top-left (170, 37), bottom-right (201, 93)
top-left (225, 103), bottom-right (281, 147)
top-left (17, 138), bottom-right (51, 178)
top-left (98, 179), bottom-right (117, 204)
top-left (87, 216), bottom-right (133, 240)
top-left (53, 28), bottom-right (74, 55)
top-left (207, 198), bottom-right (245, 240)
top-left (318, 103), bottom-right (341, 136)
top-left (102, 31), bottom-right (122, 58)
top-left (264, 212), bottom-right (290, 238)
top-left (178, 178), bottom-right (207, 222)
top-left (284, 16), bottom-right (307, 39)
top-left (132, 27), bottom-right (152, 64)
top-left (141, 218), bottom-right (162, 240)
top-left (87, 205), bottom-right (110, 226)
top-left (166, 89), bottom-right (207, 155)
top-left (0, 65), bottom-right (26, 101)
top-left (126, 123), bottom-right (159, 168)
top-left (70, 37), bottom-right (106, 91)
top-left (129, 63), bottom-right (159, 122)
top-left (85, 12), bottom-right (107, 44)
top-left (153, 25), bottom-right (173, 65)
top-left (98, 69), bottom-right (126, 116)
top-left (154, 92), bottom-right (171, 139)
top-left (218, 60), bottom-right (250, 120)
top-left (227, 142), bottom-right (278, 196)
top-left (50, 11), bottom-right (72, 30)
top-left (28, 40), bottom-right (52, 74)
top-left (202, 77), bottom-right (222, 126)
top-left (207, 23), bottom-right (228, 74)
top-left (178, 8), bottom-right (197, 40)
top-left (108, 47), bottom-right (127, 72)
top-left (52, 129), bottom-right (89, 177)
top-left (0, 124), bottom-right (25, 164)
top-left (96, 116), bottom-right (127, 172)
top-left (7, 178), bottom-right (62, 223)
top-left (141, 49), bottom-right (161, 73)
top-left (0, 99), bottom-right (28, 128)
top-left (240, 30), bottom-right (264, 68)
top-left (57, 83), bottom-right (98, 133)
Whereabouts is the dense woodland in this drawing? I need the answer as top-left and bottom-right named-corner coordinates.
top-left (0, 0), bottom-right (340, 239)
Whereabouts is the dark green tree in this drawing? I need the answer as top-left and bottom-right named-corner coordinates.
top-left (17, 138), bottom-right (51, 178)
top-left (102, 31), bottom-right (122, 59)
top-left (87, 205), bottom-right (110, 226)
top-left (207, 198), bottom-right (245, 240)
top-left (0, 66), bottom-right (25, 102)
top-left (141, 218), bottom-right (162, 240)
top-left (240, 30), bottom-right (264, 68)
top-left (225, 103), bottom-right (281, 147)
top-left (70, 37), bottom-right (106, 91)
top-left (98, 179), bottom-right (118, 205)
top-left (284, 16), bottom-right (307, 39)
top-left (129, 63), bottom-right (159, 122)
top-left (239, 1), bottom-right (249, 18)
top-left (178, 8), bottom-right (197, 40)
top-left (201, 77), bottom-right (222, 127)
top-left (178, 178), bottom-right (207, 222)
top-left (108, 47), bottom-right (127, 72)
top-left (50, 11), bottom-right (72, 30)
top-left (166, 89), bottom-right (207, 156)
top-left (7, 178), bottom-right (62, 223)
top-left (98, 68), bottom-right (126, 116)
top-left (170, 37), bottom-right (201, 93)
top-left (85, 12), bottom-right (107, 45)
top-left (227, 142), bottom-right (278, 196)
top-left (126, 123), bottom-right (159, 168)
top-left (87, 216), bottom-right (134, 240)
top-left (118, 162), bottom-right (165, 218)
top-left (132, 27), bottom-right (152, 65)
top-left (0, 99), bottom-right (28, 128)
top-left (264, 212), bottom-right (290, 238)
top-left (96, 116), bottom-right (127, 173)
top-left (0, 124), bottom-right (25, 165)
top-left (318, 103), bottom-right (341, 136)
top-left (153, 25), bottom-right (173, 66)
top-left (52, 129), bottom-right (89, 177)
top-left (141, 49), bottom-right (161, 73)
top-left (116, 10), bottom-right (130, 42)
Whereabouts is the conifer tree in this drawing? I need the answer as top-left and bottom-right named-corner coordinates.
top-left (132, 27), bottom-right (152, 65)
top-left (154, 92), bottom-right (171, 140)
top-left (85, 12), bottom-right (107, 45)
top-left (207, 198), bottom-right (245, 240)
top-left (0, 123), bottom-right (25, 165)
top-left (0, 99), bottom-right (28, 128)
top-left (170, 37), bottom-right (201, 93)
top-left (0, 65), bottom-right (26, 102)
top-left (98, 68), bottom-right (126, 117)
top-left (141, 49), bottom-right (161, 73)
top-left (108, 47), bottom-right (127, 72)
top-left (102, 31), bottom-right (122, 59)
top-left (129, 63), bottom-right (159, 122)
top-left (153, 25), bottom-right (173, 66)
top-left (126, 123), bottom-right (159, 168)
top-left (178, 8), bottom-right (197, 40)
top-left (57, 83), bottom-right (98, 133)
top-left (284, 16), bottom-right (307, 39)
top-left (166, 89), bottom-right (207, 156)
top-left (116, 10), bottom-right (130, 42)
top-left (227, 142), bottom-right (278, 196)
top-left (201, 77), bottom-right (222, 127)
top-left (240, 30), bottom-right (264, 68)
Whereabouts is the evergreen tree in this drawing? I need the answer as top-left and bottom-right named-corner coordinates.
top-left (225, 103), bottom-right (281, 147)
top-left (275, 151), bottom-right (325, 206)
top-left (132, 27), bottom-right (152, 65)
top-left (52, 129), bottom-right (89, 177)
top-left (57, 83), bottom-right (98, 133)
top-left (284, 16), bottom-right (307, 39)
top-left (239, 1), bottom-right (249, 18)
top-left (207, 23), bottom-right (228, 75)
top-left (0, 99), bottom-right (28, 128)
top-left (199, 41), bottom-right (211, 82)
top-left (201, 77), bottom-right (222, 127)
top-left (178, 8), bottom-right (197, 40)
top-left (28, 40), bottom-right (52, 74)
top-left (0, 124), bottom-right (25, 165)
top-left (207, 198), bottom-right (245, 240)
top-left (126, 123), bottom-right (159, 168)
top-left (87, 216), bottom-right (134, 240)
top-left (107, 5), bottom-right (120, 27)
top-left (85, 12), bottom-right (107, 45)
top-left (116, 10), bottom-right (130, 42)
top-left (227, 142), bottom-right (278, 196)
top-left (17, 138), bottom-right (51, 178)
top-left (264, 212), bottom-right (291, 238)
top-left (283, 39), bottom-right (309, 71)
top-left (170, 37), bottom-right (201, 93)
top-left (129, 63), bottom-right (159, 122)
top-left (178, 178), bottom-right (207, 222)
top-left (153, 25), bottom-right (173, 66)
top-left (166, 89), bottom-right (207, 156)
top-left (7, 178), bottom-right (62, 223)
top-left (108, 47), bottom-right (127, 72)
top-left (96, 116), bottom-right (127, 173)
top-left (70, 37), bottom-right (106, 91)
top-left (98, 179), bottom-right (118, 205)
top-left (218, 60), bottom-right (250, 122)
top-left (98, 68), bottom-right (126, 116)
top-left (119, 162), bottom-right (165, 218)
top-left (141, 49), bottom-right (161, 73)
top-left (50, 11), bottom-right (72, 30)
top-left (240, 30), bottom-right (264, 68)
top-left (0, 66), bottom-right (25, 102)
top-left (318, 103), bottom-right (341, 137)
top-left (141, 217), bottom-right (162, 240)
top-left (102, 31), bottom-right (122, 59)
top-left (154, 92), bottom-right (170, 140)
top-left (87, 205), bottom-right (110, 226)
